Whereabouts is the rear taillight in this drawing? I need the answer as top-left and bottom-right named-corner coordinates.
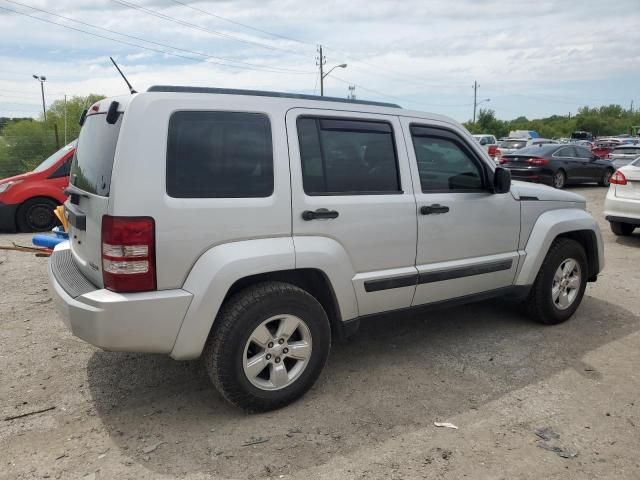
top-left (101, 215), bottom-right (156, 292)
top-left (499, 156), bottom-right (508, 164)
top-left (610, 171), bottom-right (627, 185)
top-left (488, 145), bottom-right (498, 156)
top-left (527, 157), bottom-right (550, 166)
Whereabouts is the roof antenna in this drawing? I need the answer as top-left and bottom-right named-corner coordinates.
top-left (109, 56), bottom-right (137, 94)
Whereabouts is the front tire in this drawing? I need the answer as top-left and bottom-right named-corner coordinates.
top-left (16, 197), bottom-right (60, 232)
top-left (203, 281), bottom-right (331, 412)
top-left (524, 238), bottom-right (587, 325)
top-left (610, 221), bottom-right (635, 236)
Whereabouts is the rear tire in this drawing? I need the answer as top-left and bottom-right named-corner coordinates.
top-left (552, 170), bottom-right (566, 189)
top-left (524, 238), bottom-right (587, 325)
top-left (610, 221), bottom-right (635, 236)
top-left (598, 168), bottom-right (614, 187)
top-left (203, 281), bottom-right (331, 412)
top-left (16, 197), bottom-right (60, 232)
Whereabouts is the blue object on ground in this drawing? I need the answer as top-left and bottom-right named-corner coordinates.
top-left (32, 234), bottom-right (65, 249)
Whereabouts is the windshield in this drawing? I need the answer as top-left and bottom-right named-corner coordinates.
top-left (500, 140), bottom-right (527, 149)
top-left (32, 140), bottom-right (77, 173)
top-left (632, 157), bottom-right (640, 167)
top-left (70, 113), bottom-right (122, 196)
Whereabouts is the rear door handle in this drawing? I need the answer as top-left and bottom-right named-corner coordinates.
top-left (420, 204), bottom-right (449, 215)
top-left (302, 209), bottom-right (339, 221)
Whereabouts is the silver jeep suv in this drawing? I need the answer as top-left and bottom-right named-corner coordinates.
top-left (49, 86), bottom-right (604, 411)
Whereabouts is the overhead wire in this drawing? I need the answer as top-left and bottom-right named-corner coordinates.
top-left (4, 0), bottom-right (314, 74)
top-left (0, 4), bottom-right (314, 76)
top-left (110, 0), bottom-right (309, 57)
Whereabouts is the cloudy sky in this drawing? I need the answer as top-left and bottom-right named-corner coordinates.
top-left (0, 0), bottom-right (639, 122)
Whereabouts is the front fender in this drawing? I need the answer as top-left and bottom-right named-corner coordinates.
top-left (514, 208), bottom-right (604, 286)
top-left (170, 237), bottom-right (295, 360)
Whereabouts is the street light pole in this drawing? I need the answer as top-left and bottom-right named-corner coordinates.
top-left (317, 45), bottom-right (347, 97)
top-left (33, 75), bottom-right (47, 121)
top-left (321, 64), bottom-right (348, 97)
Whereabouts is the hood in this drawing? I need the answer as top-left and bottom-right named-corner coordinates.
top-left (511, 180), bottom-right (586, 203)
top-left (0, 171), bottom-right (34, 184)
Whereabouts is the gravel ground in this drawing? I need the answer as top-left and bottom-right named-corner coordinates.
top-left (1, 185), bottom-right (639, 479)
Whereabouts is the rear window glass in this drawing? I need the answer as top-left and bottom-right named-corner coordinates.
top-left (612, 147), bottom-right (640, 155)
top-left (70, 114), bottom-right (122, 196)
top-left (167, 111), bottom-right (273, 198)
top-left (509, 145), bottom-right (557, 156)
top-left (500, 140), bottom-right (527, 149)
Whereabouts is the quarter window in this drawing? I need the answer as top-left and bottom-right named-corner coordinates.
top-left (167, 111), bottom-right (273, 198)
top-left (297, 117), bottom-right (401, 195)
top-left (410, 127), bottom-right (485, 192)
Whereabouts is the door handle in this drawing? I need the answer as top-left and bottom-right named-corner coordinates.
top-left (420, 204), bottom-right (450, 215)
top-left (302, 209), bottom-right (339, 221)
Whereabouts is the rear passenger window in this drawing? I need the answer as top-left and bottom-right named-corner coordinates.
top-left (410, 127), bottom-right (484, 192)
top-left (297, 117), bottom-right (401, 195)
top-left (167, 111), bottom-right (273, 198)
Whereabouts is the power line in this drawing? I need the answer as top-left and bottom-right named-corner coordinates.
top-left (331, 74), bottom-right (472, 108)
top-left (167, 0), bottom-right (316, 47)
top-left (1, 1), bottom-right (314, 75)
top-left (166, 0), bottom-right (469, 90)
top-left (110, 0), bottom-right (307, 57)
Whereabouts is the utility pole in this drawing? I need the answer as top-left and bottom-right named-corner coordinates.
top-left (631, 100), bottom-right (634, 114)
top-left (317, 45), bottom-right (326, 96)
top-left (472, 80), bottom-right (478, 123)
top-left (64, 94), bottom-right (67, 144)
top-left (348, 85), bottom-right (356, 100)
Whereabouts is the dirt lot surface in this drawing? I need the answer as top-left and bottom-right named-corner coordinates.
top-left (1, 186), bottom-right (639, 479)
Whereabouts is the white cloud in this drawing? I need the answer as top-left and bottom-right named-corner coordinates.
top-left (0, 0), bottom-right (639, 120)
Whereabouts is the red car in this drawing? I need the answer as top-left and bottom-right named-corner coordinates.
top-left (0, 141), bottom-right (76, 232)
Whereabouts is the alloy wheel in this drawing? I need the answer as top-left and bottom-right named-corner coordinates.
top-left (551, 258), bottom-right (581, 310)
top-left (243, 314), bottom-right (312, 391)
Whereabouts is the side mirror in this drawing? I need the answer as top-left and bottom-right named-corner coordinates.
top-left (493, 167), bottom-right (511, 194)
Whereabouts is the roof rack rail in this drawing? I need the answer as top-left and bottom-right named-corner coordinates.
top-left (146, 85), bottom-right (401, 108)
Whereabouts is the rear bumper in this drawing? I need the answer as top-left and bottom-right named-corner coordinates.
top-left (48, 243), bottom-right (193, 353)
top-left (604, 189), bottom-right (640, 224)
top-left (0, 202), bottom-right (18, 232)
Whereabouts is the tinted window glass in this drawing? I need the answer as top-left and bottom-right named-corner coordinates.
top-left (555, 146), bottom-right (576, 157)
top-left (411, 133), bottom-right (484, 192)
top-left (612, 147), bottom-right (640, 155)
top-left (297, 117), bottom-right (400, 195)
top-left (500, 140), bottom-right (527, 149)
top-left (71, 115), bottom-right (122, 196)
top-left (512, 145), bottom-right (557, 156)
top-left (34, 141), bottom-right (76, 173)
top-left (167, 111), bottom-right (273, 198)
top-left (575, 146), bottom-right (593, 159)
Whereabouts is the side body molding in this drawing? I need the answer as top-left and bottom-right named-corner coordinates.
top-left (170, 237), bottom-right (295, 360)
top-left (514, 208), bottom-right (604, 286)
